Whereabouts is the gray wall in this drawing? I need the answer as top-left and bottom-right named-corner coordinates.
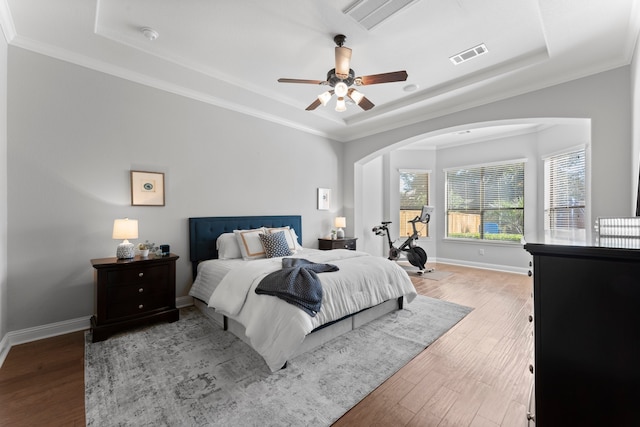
top-left (1, 43), bottom-right (639, 338)
top-left (347, 66), bottom-right (633, 271)
top-left (1, 29), bottom-right (8, 342)
top-left (6, 47), bottom-right (343, 332)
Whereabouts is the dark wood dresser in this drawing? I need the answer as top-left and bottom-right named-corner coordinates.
top-left (318, 237), bottom-right (357, 251)
top-left (524, 243), bottom-right (640, 426)
top-left (90, 253), bottom-right (179, 342)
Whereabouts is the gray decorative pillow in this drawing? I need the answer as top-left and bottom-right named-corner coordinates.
top-left (259, 231), bottom-right (292, 258)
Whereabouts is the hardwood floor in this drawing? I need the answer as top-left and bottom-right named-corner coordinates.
top-left (334, 264), bottom-right (534, 427)
top-left (0, 263), bottom-right (533, 427)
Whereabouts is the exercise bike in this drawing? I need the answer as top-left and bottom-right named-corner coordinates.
top-left (372, 206), bottom-right (433, 274)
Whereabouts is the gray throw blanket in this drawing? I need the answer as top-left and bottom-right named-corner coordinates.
top-left (255, 258), bottom-right (339, 316)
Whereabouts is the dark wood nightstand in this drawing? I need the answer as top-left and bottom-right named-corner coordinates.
top-left (318, 237), bottom-right (357, 251)
top-left (90, 253), bottom-right (179, 342)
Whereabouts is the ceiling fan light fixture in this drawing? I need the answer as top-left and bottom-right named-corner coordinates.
top-left (334, 82), bottom-right (349, 98)
top-left (317, 91), bottom-right (332, 106)
top-left (335, 97), bottom-right (347, 112)
top-left (349, 89), bottom-right (365, 105)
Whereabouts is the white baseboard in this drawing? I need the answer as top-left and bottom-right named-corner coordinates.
top-left (176, 295), bottom-right (194, 308)
top-left (436, 257), bottom-right (529, 275)
top-left (0, 333), bottom-right (11, 368)
top-left (0, 297), bottom-right (195, 369)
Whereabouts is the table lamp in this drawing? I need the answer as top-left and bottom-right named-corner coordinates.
top-left (335, 217), bottom-right (346, 239)
top-left (113, 218), bottom-right (138, 259)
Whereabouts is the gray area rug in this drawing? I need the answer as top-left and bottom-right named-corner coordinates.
top-left (85, 295), bottom-right (472, 426)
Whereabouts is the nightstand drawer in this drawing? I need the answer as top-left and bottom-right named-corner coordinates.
top-left (107, 292), bottom-right (170, 319)
top-left (107, 280), bottom-right (168, 301)
top-left (318, 237), bottom-right (357, 251)
top-left (106, 264), bottom-right (169, 286)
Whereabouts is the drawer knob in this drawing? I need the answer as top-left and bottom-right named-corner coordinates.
top-left (138, 272), bottom-right (144, 277)
top-left (529, 364), bottom-right (534, 373)
top-left (138, 288), bottom-right (144, 293)
top-left (528, 270), bottom-right (532, 277)
top-left (138, 304), bottom-right (144, 309)
top-left (528, 315), bottom-right (533, 322)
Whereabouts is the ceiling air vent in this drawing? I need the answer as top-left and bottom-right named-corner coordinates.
top-left (450, 44), bottom-right (488, 65)
top-left (343, 0), bottom-right (419, 30)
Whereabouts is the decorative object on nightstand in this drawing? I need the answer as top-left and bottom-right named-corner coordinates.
top-left (90, 253), bottom-right (179, 342)
top-left (112, 218), bottom-right (138, 259)
top-left (318, 237), bottom-right (357, 251)
top-left (334, 217), bottom-right (346, 239)
top-left (137, 240), bottom-right (157, 257)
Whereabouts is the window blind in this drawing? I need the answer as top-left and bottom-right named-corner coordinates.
top-left (544, 148), bottom-right (586, 232)
top-left (399, 170), bottom-right (429, 236)
top-left (445, 161), bottom-right (524, 241)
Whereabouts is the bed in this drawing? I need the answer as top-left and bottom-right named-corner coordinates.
top-left (188, 215), bottom-right (417, 372)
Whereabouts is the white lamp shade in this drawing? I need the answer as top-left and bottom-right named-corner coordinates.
top-left (335, 217), bottom-right (346, 228)
top-left (349, 89), bottom-right (365, 105)
top-left (335, 97), bottom-right (347, 112)
top-left (112, 218), bottom-right (139, 240)
top-left (317, 91), bottom-right (332, 106)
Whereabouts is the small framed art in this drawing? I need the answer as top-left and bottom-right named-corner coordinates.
top-left (131, 170), bottom-right (165, 206)
top-left (318, 188), bottom-right (331, 210)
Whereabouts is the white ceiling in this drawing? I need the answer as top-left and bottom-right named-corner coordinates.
top-left (1, 0), bottom-right (639, 144)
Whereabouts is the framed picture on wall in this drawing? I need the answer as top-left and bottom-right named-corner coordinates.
top-left (131, 170), bottom-right (165, 206)
top-left (318, 188), bottom-right (331, 210)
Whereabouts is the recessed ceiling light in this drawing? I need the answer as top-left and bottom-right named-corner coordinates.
top-left (141, 27), bottom-right (159, 41)
top-left (403, 84), bottom-right (419, 92)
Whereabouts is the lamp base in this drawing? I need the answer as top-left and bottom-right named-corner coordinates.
top-left (336, 228), bottom-right (345, 239)
top-left (116, 242), bottom-right (135, 259)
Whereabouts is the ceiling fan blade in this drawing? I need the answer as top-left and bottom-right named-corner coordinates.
top-left (356, 96), bottom-right (375, 111)
top-left (278, 78), bottom-right (327, 85)
top-left (355, 71), bottom-right (408, 86)
top-left (335, 46), bottom-right (352, 79)
top-left (305, 98), bottom-right (322, 111)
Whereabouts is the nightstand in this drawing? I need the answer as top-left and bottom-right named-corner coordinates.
top-left (318, 237), bottom-right (357, 251)
top-left (90, 253), bottom-right (179, 342)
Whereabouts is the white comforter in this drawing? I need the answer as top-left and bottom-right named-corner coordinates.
top-left (191, 249), bottom-right (417, 371)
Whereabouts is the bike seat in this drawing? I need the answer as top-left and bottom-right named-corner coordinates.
top-left (381, 221), bottom-right (392, 225)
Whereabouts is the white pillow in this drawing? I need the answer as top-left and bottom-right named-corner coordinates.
top-left (266, 226), bottom-right (301, 252)
top-left (234, 228), bottom-right (267, 260)
top-left (216, 233), bottom-right (242, 259)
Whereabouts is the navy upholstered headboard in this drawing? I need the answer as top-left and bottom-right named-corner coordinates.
top-left (188, 215), bottom-right (302, 279)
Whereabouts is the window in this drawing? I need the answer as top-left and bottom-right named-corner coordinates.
top-left (399, 170), bottom-right (430, 237)
top-left (544, 148), bottom-right (586, 243)
top-left (445, 160), bottom-right (524, 242)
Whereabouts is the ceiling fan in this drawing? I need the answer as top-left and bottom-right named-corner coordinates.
top-left (278, 34), bottom-right (408, 112)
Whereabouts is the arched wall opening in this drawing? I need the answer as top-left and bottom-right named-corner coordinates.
top-left (354, 117), bottom-right (592, 273)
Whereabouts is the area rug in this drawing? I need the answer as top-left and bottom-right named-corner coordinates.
top-left (85, 295), bottom-right (472, 426)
